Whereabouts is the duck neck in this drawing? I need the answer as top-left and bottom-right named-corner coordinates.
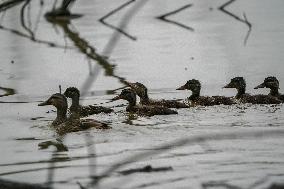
top-left (269, 87), bottom-right (279, 97)
top-left (126, 98), bottom-right (136, 111)
top-left (70, 94), bottom-right (80, 112)
top-left (140, 93), bottom-right (149, 104)
top-left (53, 105), bottom-right (67, 125)
top-left (189, 88), bottom-right (200, 101)
top-left (236, 87), bottom-right (246, 99)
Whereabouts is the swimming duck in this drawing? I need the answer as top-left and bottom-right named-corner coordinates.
top-left (176, 79), bottom-right (235, 106)
top-left (111, 88), bottom-right (178, 116)
top-left (38, 93), bottom-right (110, 135)
top-left (224, 77), bottom-right (281, 104)
top-left (125, 81), bottom-right (189, 108)
top-left (63, 87), bottom-right (113, 117)
top-left (254, 76), bottom-right (284, 102)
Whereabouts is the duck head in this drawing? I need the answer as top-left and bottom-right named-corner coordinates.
top-left (254, 76), bottom-right (279, 90)
top-left (224, 77), bottom-right (246, 98)
top-left (125, 81), bottom-right (148, 101)
top-left (224, 77), bottom-right (246, 89)
top-left (176, 79), bottom-right (201, 100)
top-left (38, 93), bottom-right (68, 125)
top-left (64, 87), bottom-right (80, 98)
top-left (111, 88), bottom-right (137, 106)
top-left (38, 93), bottom-right (67, 109)
top-left (254, 76), bottom-right (280, 96)
top-left (176, 79), bottom-right (201, 92)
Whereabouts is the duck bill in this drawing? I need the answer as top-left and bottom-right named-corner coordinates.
top-left (176, 85), bottom-right (186, 90)
top-left (110, 95), bottom-right (121, 102)
top-left (223, 83), bottom-right (232, 88)
top-left (254, 83), bottom-right (265, 89)
top-left (38, 99), bottom-right (51, 106)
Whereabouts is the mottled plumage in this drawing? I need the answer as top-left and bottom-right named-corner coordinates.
top-left (254, 76), bottom-right (284, 102)
top-left (111, 88), bottom-right (178, 116)
top-left (38, 93), bottom-right (110, 135)
top-left (125, 81), bottom-right (189, 108)
top-left (224, 77), bottom-right (281, 104)
top-left (177, 79), bottom-right (235, 106)
top-left (64, 87), bottom-right (113, 117)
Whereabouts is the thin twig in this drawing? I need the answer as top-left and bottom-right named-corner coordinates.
top-left (157, 4), bottom-right (194, 31)
top-left (20, 0), bottom-right (34, 39)
top-left (99, 0), bottom-right (137, 40)
top-left (202, 181), bottom-right (242, 189)
top-left (0, 0), bottom-right (26, 12)
top-left (218, 0), bottom-right (252, 45)
top-left (84, 132), bottom-right (97, 185)
top-left (92, 129), bottom-right (284, 186)
top-left (33, 0), bottom-right (43, 33)
top-left (80, 0), bottom-right (148, 95)
top-left (0, 24), bottom-right (73, 49)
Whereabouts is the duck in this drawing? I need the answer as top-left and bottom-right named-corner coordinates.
top-left (111, 88), bottom-right (178, 116)
top-left (124, 81), bottom-right (189, 108)
top-left (224, 77), bottom-right (281, 104)
top-left (63, 87), bottom-right (113, 117)
top-left (176, 79), bottom-right (235, 106)
top-left (38, 93), bottom-right (110, 135)
top-left (254, 76), bottom-right (284, 102)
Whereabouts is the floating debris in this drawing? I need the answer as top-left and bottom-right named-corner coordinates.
top-left (119, 165), bottom-right (173, 175)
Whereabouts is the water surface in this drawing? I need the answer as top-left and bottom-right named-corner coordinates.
top-left (0, 0), bottom-right (284, 188)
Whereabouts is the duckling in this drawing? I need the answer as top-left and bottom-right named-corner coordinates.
top-left (176, 79), bottom-right (235, 106)
top-left (125, 81), bottom-right (189, 108)
top-left (224, 77), bottom-right (281, 104)
top-left (38, 93), bottom-right (68, 126)
top-left (63, 87), bottom-right (113, 117)
top-left (254, 76), bottom-right (284, 102)
top-left (38, 93), bottom-right (110, 135)
top-left (111, 88), bottom-right (178, 116)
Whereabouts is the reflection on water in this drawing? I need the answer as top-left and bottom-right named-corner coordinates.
top-left (0, 86), bottom-right (15, 97)
top-left (156, 3), bottom-right (194, 31)
top-left (99, 0), bottom-right (137, 41)
top-left (0, 0), bottom-right (284, 188)
top-left (218, 0), bottom-right (252, 45)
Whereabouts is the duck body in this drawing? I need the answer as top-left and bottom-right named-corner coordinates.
top-left (64, 87), bottom-right (113, 117)
top-left (38, 93), bottom-right (111, 135)
top-left (70, 104), bottom-right (113, 117)
top-left (224, 77), bottom-right (281, 104)
top-left (176, 79), bottom-right (236, 106)
top-left (189, 96), bottom-right (235, 107)
top-left (52, 118), bottom-right (110, 136)
top-left (140, 98), bottom-right (189, 109)
top-left (112, 89), bottom-right (178, 116)
top-left (254, 76), bottom-right (284, 103)
top-left (125, 81), bottom-right (189, 108)
top-left (126, 104), bottom-right (178, 116)
top-left (237, 93), bottom-right (281, 104)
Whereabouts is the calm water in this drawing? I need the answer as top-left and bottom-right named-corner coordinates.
top-left (0, 0), bottom-right (284, 188)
